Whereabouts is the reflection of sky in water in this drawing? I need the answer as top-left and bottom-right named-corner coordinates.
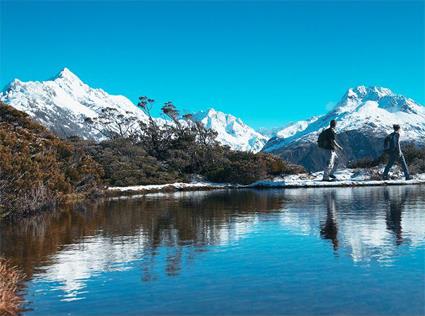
top-left (1, 186), bottom-right (424, 315)
top-left (31, 215), bottom-right (259, 300)
top-left (279, 187), bottom-right (425, 264)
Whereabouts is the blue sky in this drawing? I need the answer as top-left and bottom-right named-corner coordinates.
top-left (1, 1), bottom-right (424, 128)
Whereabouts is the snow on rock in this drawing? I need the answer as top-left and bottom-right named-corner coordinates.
top-left (107, 181), bottom-right (237, 193)
top-left (0, 68), bottom-right (269, 152)
top-left (107, 169), bottom-right (425, 195)
top-left (274, 116), bottom-right (321, 139)
top-left (249, 169), bottom-right (425, 188)
top-left (0, 68), bottom-right (149, 140)
top-left (192, 108), bottom-right (268, 152)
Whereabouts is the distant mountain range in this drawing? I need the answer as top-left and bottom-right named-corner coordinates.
top-left (263, 86), bottom-right (425, 170)
top-left (0, 68), bottom-right (267, 152)
top-left (193, 108), bottom-right (267, 152)
top-left (1, 68), bottom-right (424, 167)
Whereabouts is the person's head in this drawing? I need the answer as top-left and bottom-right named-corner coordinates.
top-left (393, 124), bottom-right (401, 132)
top-left (330, 120), bottom-right (337, 128)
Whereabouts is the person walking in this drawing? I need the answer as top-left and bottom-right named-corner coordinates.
top-left (382, 124), bottom-right (412, 180)
top-left (318, 120), bottom-right (343, 181)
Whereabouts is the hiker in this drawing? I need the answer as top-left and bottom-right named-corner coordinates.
top-left (382, 124), bottom-right (412, 180)
top-left (317, 120), bottom-right (343, 181)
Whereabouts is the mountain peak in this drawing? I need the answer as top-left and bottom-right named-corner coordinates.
top-left (345, 85), bottom-right (394, 100)
top-left (206, 108), bottom-right (217, 115)
top-left (192, 108), bottom-right (267, 152)
top-left (55, 67), bottom-right (83, 84)
top-left (334, 85), bottom-right (406, 114)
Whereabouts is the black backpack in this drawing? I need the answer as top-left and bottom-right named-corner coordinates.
top-left (383, 133), bottom-right (395, 153)
top-left (317, 129), bottom-right (330, 149)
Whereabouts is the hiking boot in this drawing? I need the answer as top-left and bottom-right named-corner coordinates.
top-left (329, 174), bottom-right (337, 180)
top-left (406, 176), bottom-right (413, 181)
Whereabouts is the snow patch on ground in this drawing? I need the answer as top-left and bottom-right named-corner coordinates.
top-left (107, 169), bottom-right (425, 195)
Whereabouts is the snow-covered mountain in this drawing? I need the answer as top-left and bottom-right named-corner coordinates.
top-left (263, 86), bottom-right (425, 170)
top-left (0, 68), bottom-right (268, 152)
top-left (0, 68), bottom-right (149, 139)
top-left (193, 108), bottom-right (268, 152)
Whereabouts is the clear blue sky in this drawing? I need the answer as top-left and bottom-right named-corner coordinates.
top-left (1, 1), bottom-right (424, 128)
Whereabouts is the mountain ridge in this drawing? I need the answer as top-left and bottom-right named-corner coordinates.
top-left (0, 68), bottom-right (267, 152)
top-left (262, 85), bottom-right (425, 170)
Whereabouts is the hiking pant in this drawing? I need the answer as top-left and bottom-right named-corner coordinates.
top-left (383, 152), bottom-right (410, 178)
top-left (323, 149), bottom-right (338, 180)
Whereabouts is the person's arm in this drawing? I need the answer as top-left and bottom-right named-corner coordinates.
top-left (331, 139), bottom-right (343, 151)
top-left (395, 133), bottom-right (402, 155)
top-left (329, 130), bottom-right (343, 151)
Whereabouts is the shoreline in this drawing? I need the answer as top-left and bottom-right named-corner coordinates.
top-left (106, 174), bottom-right (425, 197)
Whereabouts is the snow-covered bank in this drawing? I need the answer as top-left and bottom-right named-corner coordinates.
top-left (107, 169), bottom-right (425, 196)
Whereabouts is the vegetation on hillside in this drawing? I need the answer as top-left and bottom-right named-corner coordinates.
top-left (349, 144), bottom-right (425, 174)
top-left (0, 99), bottom-right (303, 218)
top-left (81, 97), bottom-right (304, 186)
top-left (0, 103), bottom-right (103, 218)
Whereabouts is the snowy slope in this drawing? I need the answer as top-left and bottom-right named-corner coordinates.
top-left (264, 86), bottom-right (425, 153)
top-left (0, 68), bottom-right (149, 139)
top-left (262, 86), bottom-right (425, 170)
top-left (1, 68), bottom-right (268, 152)
top-left (193, 108), bottom-right (268, 152)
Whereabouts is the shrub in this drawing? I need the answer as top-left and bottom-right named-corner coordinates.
top-left (73, 138), bottom-right (181, 186)
top-left (79, 98), bottom-right (305, 186)
top-left (349, 144), bottom-right (425, 175)
top-left (0, 103), bottom-right (103, 218)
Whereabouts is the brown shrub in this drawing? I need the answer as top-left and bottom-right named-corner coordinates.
top-left (0, 103), bottom-right (103, 218)
top-left (0, 258), bottom-right (25, 316)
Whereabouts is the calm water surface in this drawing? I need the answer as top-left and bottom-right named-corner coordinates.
top-left (0, 186), bottom-right (424, 315)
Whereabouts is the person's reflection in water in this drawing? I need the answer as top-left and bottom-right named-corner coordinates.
top-left (320, 190), bottom-right (339, 251)
top-left (384, 188), bottom-right (407, 246)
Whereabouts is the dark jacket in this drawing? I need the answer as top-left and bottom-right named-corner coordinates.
top-left (388, 132), bottom-right (401, 155)
top-left (324, 127), bottom-right (337, 150)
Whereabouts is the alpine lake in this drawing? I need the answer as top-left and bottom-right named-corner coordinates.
top-left (1, 185), bottom-right (424, 316)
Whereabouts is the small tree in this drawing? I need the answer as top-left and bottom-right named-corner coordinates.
top-left (84, 107), bottom-right (138, 140)
top-left (136, 97), bottom-right (170, 159)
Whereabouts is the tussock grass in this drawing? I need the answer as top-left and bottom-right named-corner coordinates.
top-left (0, 259), bottom-right (25, 316)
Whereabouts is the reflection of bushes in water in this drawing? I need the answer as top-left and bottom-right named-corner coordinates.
top-left (0, 258), bottom-right (25, 316)
top-left (0, 191), bottom-right (284, 279)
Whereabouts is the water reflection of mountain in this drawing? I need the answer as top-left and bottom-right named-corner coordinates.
top-left (0, 186), bottom-right (423, 299)
top-left (0, 190), bottom-right (284, 298)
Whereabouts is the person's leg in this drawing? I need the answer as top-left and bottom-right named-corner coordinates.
top-left (399, 153), bottom-right (411, 179)
top-left (383, 154), bottom-right (396, 179)
top-left (323, 150), bottom-right (331, 180)
top-left (323, 150), bottom-right (335, 180)
top-left (329, 151), bottom-right (338, 177)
